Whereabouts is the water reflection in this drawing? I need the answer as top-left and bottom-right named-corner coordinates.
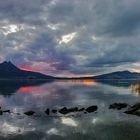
top-left (0, 79), bottom-right (140, 139)
top-left (61, 117), bottom-right (78, 127)
top-left (131, 83), bottom-right (140, 96)
top-left (95, 79), bottom-right (140, 97)
top-left (0, 79), bottom-right (52, 96)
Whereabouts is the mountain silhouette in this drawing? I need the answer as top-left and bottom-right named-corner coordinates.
top-left (0, 61), bottom-right (140, 80)
top-left (93, 71), bottom-right (140, 79)
top-left (0, 61), bottom-right (55, 79)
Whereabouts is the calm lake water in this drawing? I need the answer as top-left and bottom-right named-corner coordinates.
top-left (0, 79), bottom-right (140, 140)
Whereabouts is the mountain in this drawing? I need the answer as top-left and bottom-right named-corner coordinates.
top-left (1, 61), bottom-right (140, 80)
top-left (0, 61), bottom-right (55, 79)
top-left (93, 71), bottom-right (140, 80)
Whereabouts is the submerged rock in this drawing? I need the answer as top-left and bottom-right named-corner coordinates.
top-left (86, 106), bottom-right (98, 113)
top-left (24, 111), bottom-right (35, 116)
top-left (59, 106), bottom-right (97, 114)
top-left (0, 110), bottom-right (3, 115)
top-left (109, 103), bottom-right (128, 110)
top-left (124, 103), bottom-right (140, 116)
top-left (0, 107), bottom-right (3, 115)
top-left (59, 107), bottom-right (79, 115)
top-left (59, 107), bottom-right (68, 115)
top-left (45, 109), bottom-right (50, 115)
top-left (52, 109), bottom-right (57, 113)
top-left (0, 108), bottom-right (10, 115)
top-left (3, 110), bottom-right (10, 113)
top-left (68, 107), bottom-right (79, 112)
top-left (78, 108), bottom-right (85, 112)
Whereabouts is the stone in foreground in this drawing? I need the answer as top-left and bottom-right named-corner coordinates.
top-left (86, 106), bottom-right (98, 113)
top-left (24, 111), bottom-right (35, 116)
top-left (109, 103), bottom-right (128, 110)
top-left (45, 109), bottom-right (50, 115)
top-left (52, 109), bottom-right (57, 113)
top-left (59, 107), bottom-right (79, 115)
top-left (124, 103), bottom-right (140, 116)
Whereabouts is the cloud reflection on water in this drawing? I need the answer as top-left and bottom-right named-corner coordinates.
top-left (0, 80), bottom-right (140, 139)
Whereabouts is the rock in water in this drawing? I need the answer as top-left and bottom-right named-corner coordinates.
top-left (68, 107), bottom-right (78, 112)
top-left (59, 107), bottom-right (69, 115)
top-left (109, 103), bottom-right (128, 110)
top-left (52, 109), bottom-right (57, 113)
top-left (59, 107), bottom-right (79, 115)
top-left (86, 106), bottom-right (98, 113)
top-left (45, 109), bottom-right (50, 115)
top-left (78, 108), bottom-right (85, 112)
top-left (124, 103), bottom-right (140, 116)
top-left (3, 110), bottom-right (10, 113)
top-left (0, 110), bottom-right (3, 115)
top-left (24, 111), bottom-right (35, 116)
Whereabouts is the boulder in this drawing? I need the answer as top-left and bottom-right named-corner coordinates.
top-left (3, 110), bottom-right (10, 113)
top-left (78, 108), bottom-right (85, 112)
top-left (109, 103), bottom-right (128, 110)
top-left (52, 109), bottom-right (57, 113)
top-left (59, 107), bottom-right (79, 115)
top-left (45, 109), bottom-right (50, 115)
top-left (24, 111), bottom-right (35, 116)
top-left (86, 106), bottom-right (98, 113)
top-left (124, 103), bottom-right (140, 116)
top-left (59, 107), bottom-right (68, 115)
top-left (0, 110), bottom-right (3, 115)
top-left (68, 107), bottom-right (78, 112)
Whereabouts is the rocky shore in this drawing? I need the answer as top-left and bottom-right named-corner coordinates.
top-left (0, 103), bottom-right (140, 117)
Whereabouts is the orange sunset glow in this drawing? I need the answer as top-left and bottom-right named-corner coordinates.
top-left (61, 80), bottom-right (97, 86)
top-left (82, 80), bottom-right (97, 86)
top-left (130, 69), bottom-right (140, 73)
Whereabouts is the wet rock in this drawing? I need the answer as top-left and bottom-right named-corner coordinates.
top-left (133, 111), bottom-right (140, 116)
top-left (78, 108), bottom-right (85, 112)
top-left (0, 107), bottom-right (2, 115)
top-left (59, 107), bottom-right (79, 115)
top-left (109, 103), bottom-right (128, 110)
top-left (0, 110), bottom-right (3, 115)
top-left (45, 109), bottom-right (50, 115)
top-left (124, 103), bottom-right (140, 116)
top-left (68, 107), bottom-right (79, 112)
top-left (59, 107), bottom-right (68, 115)
top-left (52, 109), bottom-right (57, 113)
top-left (86, 106), bottom-right (98, 113)
top-left (3, 110), bottom-right (10, 113)
top-left (24, 111), bottom-right (35, 116)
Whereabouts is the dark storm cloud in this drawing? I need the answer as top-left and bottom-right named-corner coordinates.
top-left (0, 0), bottom-right (140, 76)
top-left (90, 0), bottom-right (140, 37)
top-left (26, 32), bottom-right (76, 70)
top-left (0, 0), bottom-right (49, 24)
top-left (87, 45), bottom-right (140, 67)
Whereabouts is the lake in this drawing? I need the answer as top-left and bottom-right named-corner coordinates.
top-left (0, 79), bottom-right (140, 140)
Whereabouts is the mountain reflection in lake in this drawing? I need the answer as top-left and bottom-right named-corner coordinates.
top-left (0, 79), bottom-right (140, 140)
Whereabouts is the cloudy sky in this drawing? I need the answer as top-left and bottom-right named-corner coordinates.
top-left (0, 0), bottom-right (140, 77)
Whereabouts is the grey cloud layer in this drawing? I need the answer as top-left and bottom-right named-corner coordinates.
top-left (0, 0), bottom-right (140, 76)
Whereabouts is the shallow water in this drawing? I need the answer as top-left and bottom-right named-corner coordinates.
top-left (0, 79), bottom-right (140, 140)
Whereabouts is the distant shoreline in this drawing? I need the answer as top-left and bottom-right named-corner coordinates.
top-left (0, 78), bottom-right (140, 81)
